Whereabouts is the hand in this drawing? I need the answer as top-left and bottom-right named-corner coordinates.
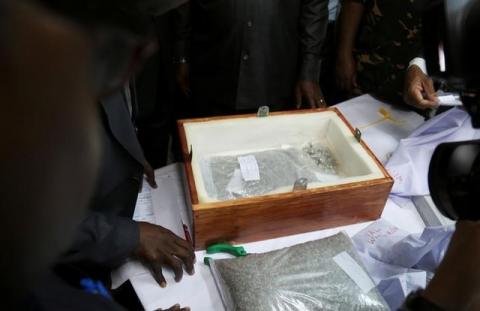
top-left (176, 63), bottom-right (190, 98)
top-left (144, 161), bottom-right (157, 188)
top-left (155, 304), bottom-right (190, 311)
top-left (336, 53), bottom-right (359, 95)
top-left (403, 65), bottom-right (438, 110)
top-left (295, 80), bottom-right (326, 108)
top-left (136, 222), bottom-right (195, 288)
top-left (423, 221), bottom-right (480, 310)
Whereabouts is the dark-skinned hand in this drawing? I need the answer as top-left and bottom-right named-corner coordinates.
top-left (423, 221), bottom-right (480, 310)
top-left (403, 65), bottom-right (438, 110)
top-left (136, 222), bottom-right (195, 288)
top-left (155, 304), bottom-right (190, 311)
top-left (175, 63), bottom-right (190, 98)
top-left (144, 160), bottom-right (157, 189)
top-left (336, 54), bottom-right (361, 96)
top-left (295, 80), bottom-right (326, 108)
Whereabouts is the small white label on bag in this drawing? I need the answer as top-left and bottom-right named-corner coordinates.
top-left (333, 251), bottom-right (376, 294)
top-left (237, 155), bottom-right (260, 181)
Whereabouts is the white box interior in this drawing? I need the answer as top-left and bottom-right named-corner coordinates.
top-left (183, 111), bottom-right (386, 203)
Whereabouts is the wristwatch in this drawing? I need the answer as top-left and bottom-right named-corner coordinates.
top-left (173, 57), bottom-right (189, 64)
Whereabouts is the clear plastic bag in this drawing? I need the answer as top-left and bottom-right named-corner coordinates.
top-left (209, 232), bottom-right (389, 311)
top-left (200, 142), bottom-right (341, 201)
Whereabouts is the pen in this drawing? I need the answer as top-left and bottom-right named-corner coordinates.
top-left (183, 223), bottom-right (192, 245)
top-left (80, 278), bottom-right (112, 300)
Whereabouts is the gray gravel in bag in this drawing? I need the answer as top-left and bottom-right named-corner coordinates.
top-left (210, 233), bottom-right (389, 311)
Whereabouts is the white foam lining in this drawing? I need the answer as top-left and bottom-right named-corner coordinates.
top-left (183, 111), bottom-right (385, 203)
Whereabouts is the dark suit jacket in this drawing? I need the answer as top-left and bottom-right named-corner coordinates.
top-left (27, 272), bottom-right (125, 311)
top-left (59, 90), bottom-right (145, 278)
top-left (173, 0), bottom-right (329, 113)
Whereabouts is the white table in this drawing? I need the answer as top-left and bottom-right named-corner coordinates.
top-left (126, 95), bottom-right (426, 311)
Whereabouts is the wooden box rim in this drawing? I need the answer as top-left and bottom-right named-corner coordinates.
top-left (177, 107), bottom-right (393, 211)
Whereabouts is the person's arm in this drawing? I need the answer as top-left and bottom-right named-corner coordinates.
top-left (295, 0), bottom-right (329, 108)
top-left (61, 212), bottom-right (141, 269)
top-left (335, 0), bottom-right (365, 94)
top-left (403, 62), bottom-right (438, 110)
top-left (143, 160), bottom-right (158, 188)
top-left (114, 0), bottom-right (189, 17)
top-left (421, 221), bottom-right (480, 310)
top-left (62, 213), bottom-right (195, 287)
top-left (172, 3), bottom-right (191, 98)
top-left (400, 221), bottom-right (480, 310)
top-left (157, 304), bottom-right (190, 311)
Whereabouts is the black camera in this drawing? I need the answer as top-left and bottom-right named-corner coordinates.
top-left (423, 0), bottom-right (480, 220)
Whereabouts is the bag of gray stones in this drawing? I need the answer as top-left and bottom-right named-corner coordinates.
top-left (209, 232), bottom-right (389, 311)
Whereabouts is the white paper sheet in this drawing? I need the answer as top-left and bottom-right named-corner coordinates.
top-left (377, 271), bottom-right (427, 311)
top-left (386, 108), bottom-right (480, 196)
top-left (336, 94), bottom-right (425, 164)
top-left (412, 195), bottom-right (455, 227)
top-left (111, 164), bottom-right (192, 290)
top-left (132, 260), bottom-right (223, 311)
top-left (132, 181), bottom-right (155, 223)
top-left (437, 91), bottom-right (463, 107)
top-left (150, 163), bottom-right (192, 239)
top-left (438, 95), bottom-right (462, 106)
top-left (352, 219), bottom-right (454, 310)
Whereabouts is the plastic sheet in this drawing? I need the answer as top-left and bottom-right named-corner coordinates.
top-left (200, 142), bottom-right (341, 201)
top-left (209, 233), bottom-right (389, 311)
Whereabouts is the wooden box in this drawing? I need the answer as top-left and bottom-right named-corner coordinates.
top-left (178, 108), bottom-right (393, 250)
